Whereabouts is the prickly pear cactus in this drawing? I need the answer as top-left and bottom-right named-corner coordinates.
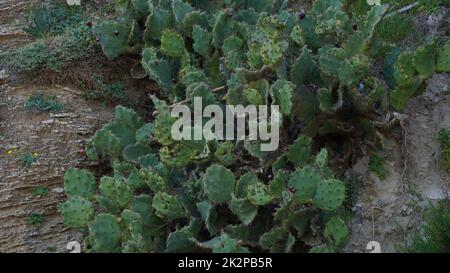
top-left (58, 0), bottom-right (448, 253)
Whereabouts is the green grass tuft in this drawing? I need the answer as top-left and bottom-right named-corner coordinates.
top-left (24, 93), bottom-right (64, 113)
top-left (27, 213), bottom-right (45, 227)
top-left (24, 0), bottom-right (85, 38)
top-left (369, 154), bottom-right (387, 180)
top-left (437, 129), bottom-right (450, 172)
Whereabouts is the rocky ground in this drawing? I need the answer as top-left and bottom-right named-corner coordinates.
top-left (345, 74), bottom-right (450, 253)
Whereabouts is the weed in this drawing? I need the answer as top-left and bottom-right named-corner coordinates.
top-left (437, 129), bottom-right (450, 172)
top-left (369, 154), bottom-right (387, 180)
top-left (18, 152), bottom-right (39, 167)
top-left (81, 76), bottom-right (129, 104)
top-left (24, 93), bottom-right (64, 113)
top-left (27, 213), bottom-right (44, 227)
top-left (24, 0), bottom-right (84, 38)
top-left (403, 201), bottom-right (450, 253)
top-left (375, 14), bottom-right (412, 43)
top-left (3, 24), bottom-right (96, 73)
top-left (47, 245), bottom-right (57, 252)
top-left (32, 186), bottom-right (49, 197)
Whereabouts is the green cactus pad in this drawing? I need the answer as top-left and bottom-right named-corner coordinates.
top-left (309, 245), bottom-right (335, 253)
top-left (235, 172), bottom-right (258, 199)
top-left (315, 148), bottom-right (328, 169)
top-left (228, 196), bottom-right (258, 225)
top-left (152, 192), bottom-right (186, 220)
top-left (192, 25), bottom-right (211, 57)
top-left (139, 169), bottom-right (168, 193)
top-left (161, 30), bottom-right (185, 57)
top-left (94, 21), bottom-right (131, 60)
top-left (89, 129), bottom-right (123, 159)
top-left (203, 164), bottom-right (236, 204)
top-left (288, 166), bottom-right (321, 203)
top-left (59, 196), bottom-right (94, 228)
top-left (99, 176), bottom-right (133, 210)
top-left (287, 135), bottom-right (312, 167)
top-left (126, 168), bottom-right (147, 191)
top-left (123, 143), bottom-right (153, 163)
top-left (270, 80), bottom-right (295, 115)
top-left (196, 201), bottom-right (218, 235)
top-left (89, 213), bottom-right (121, 253)
top-left (317, 88), bottom-right (334, 114)
top-left (171, 0), bottom-right (194, 24)
top-left (259, 226), bottom-right (288, 250)
top-left (324, 217), bottom-right (349, 248)
top-left (247, 182), bottom-right (273, 206)
top-left (63, 168), bottom-right (96, 200)
top-left (313, 179), bottom-right (345, 211)
top-left (144, 8), bottom-right (173, 41)
top-left (166, 229), bottom-right (195, 252)
top-left (142, 47), bottom-right (174, 90)
top-left (413, 41), bottom-right (436, 79)
top-left (121, 209), bottom-right (143, 240)
top-left (196, 233), bottom-right (250, 253)
top-left (130, 194), bottom-right (164, 229)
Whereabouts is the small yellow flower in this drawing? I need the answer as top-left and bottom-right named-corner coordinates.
top-left (33, 152), bottom-right (39, 157)
top-left (7, 150), bottom-right (13, 154)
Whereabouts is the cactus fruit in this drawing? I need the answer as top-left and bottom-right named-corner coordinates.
top-left (63, 168), bottom-right (96, 200)
top-left (203, 164), bottom-right (236, 204)
top-left (59, 196), bottom-right (94, 228)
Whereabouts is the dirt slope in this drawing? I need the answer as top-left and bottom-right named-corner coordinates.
top-left (0, 83), bottom-right (114, 252)
top-left (0, 0), bottom-right (115, 252)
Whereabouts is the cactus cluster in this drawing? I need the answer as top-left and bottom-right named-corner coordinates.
top-left (59, 0), bottom-right (449, 253)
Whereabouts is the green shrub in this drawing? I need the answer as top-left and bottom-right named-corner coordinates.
top-left (81, 76), bottom-right (130, 104)
top-left (17, 152), bottom-right (39, 167)
top-left (24, 93), bottom-right (64, 113)
top-left (437, 129), bottom-right (450, 172)
top-left (369, 154), bottom-right (387, 180)
top-left (27, 213), bottom-right (44, 227)
top-left (404, 202), bottom-right (450, 253)
top-left (3, 24), bottom-right (96, 73)
top-left (24, 0), bottom-right (84, 38)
